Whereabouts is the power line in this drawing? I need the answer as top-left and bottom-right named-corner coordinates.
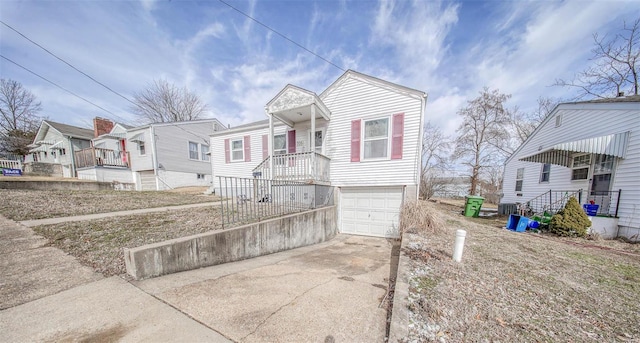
top-left (217, 0), bottom-right (346, 72)
top-left (0, 20), bottom-right (140, 110)
top-left (0, 54), bottom-right (126, 121)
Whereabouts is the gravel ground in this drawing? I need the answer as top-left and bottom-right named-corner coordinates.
top-left (0, 189), bottom-right (218, 221)
top-left (32, 206), bottom-right (223, 276)
top-left (401, 201), bottom-right (640, 342)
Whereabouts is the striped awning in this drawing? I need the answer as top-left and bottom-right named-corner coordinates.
top-left (519, 131), bottom-right (630, 167)
top-left (129, 133), bottom-right (145, 142)
top-left (29, 145), bottom-right (49, 153)
top-left (49, 141), bottom-right (64, 150)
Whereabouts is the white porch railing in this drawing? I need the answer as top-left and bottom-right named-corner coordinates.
top-left (253, 151), bottom-right (330, 183)
top-left (0, 159), bottom-right (22, 170)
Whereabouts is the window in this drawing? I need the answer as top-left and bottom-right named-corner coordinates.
top-left (515, 168), bottom-right (524, 191)
top-left (540, 163), bottom-right (551, 182)
top-left (201, 145), bottom-right (210, 161)
top-left (571, 154), bottom-right (590, 180)
top-left (231, 139), bottom-right (244, 161)
top-left (314, 130), bottom-right (323, 153)
top-left (189, 141), bottom-right (199, 160)
top-left (197, 173), bottom-right (205, 179)
top-left (60, 148), bottom-right (66, 155)
top-left (363, 117), bottom-right (389, 159)
top-left (138, 142), bottom-right (146, 155)
top-left (594, 154), bottom-right (614, 174)
top-left (555, 115), bottom-right (562, 127)
top-left (273, 134), bottom-right (286, 155)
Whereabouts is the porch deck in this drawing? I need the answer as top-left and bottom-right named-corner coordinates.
top-left (75, 147), bottom-right (130, 169)
top-left (253, 151), bottom-right (330, 184)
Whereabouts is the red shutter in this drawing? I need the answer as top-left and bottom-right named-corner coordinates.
top-left (350, 119), bottom-right (361, 162)
top-left (224, 138), bottom-right (230, 163)
top-left (287, 130), bottom-right (296, 153)
top-left (262, 134), bottom-right (268, 160)
top-left (244, 135), bottom-right (251, 162)
top-left (391, 113), bottom-right (404, 160)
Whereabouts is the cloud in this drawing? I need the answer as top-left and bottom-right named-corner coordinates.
top-left (370, 0), bottom-right (460, 83)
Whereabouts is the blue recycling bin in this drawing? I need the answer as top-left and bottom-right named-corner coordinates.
top-left (507, 214), bottom-right (529, 232)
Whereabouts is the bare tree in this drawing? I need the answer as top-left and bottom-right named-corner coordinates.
top-left (0, 79), bottom-right (42, 158)
top-left (509, 96), bottom-right (558, 147)
top-left (420, 121), bottom-right (451, 199)
top-left (132, 79), bottom-right (208, 123)
top-left (555, 18), bottom-right (639, 99)
top-left (453, 87), bottom-right (511, 195)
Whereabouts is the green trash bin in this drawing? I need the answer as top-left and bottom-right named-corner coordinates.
top-left (464, 195), bottom-right (485, 217)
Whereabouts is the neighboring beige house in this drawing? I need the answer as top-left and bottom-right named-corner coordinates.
top-left (24, 120), bottom-right (93, 177)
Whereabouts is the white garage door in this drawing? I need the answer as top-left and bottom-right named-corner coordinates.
top-left (340, 187), bottom-right (404, 238)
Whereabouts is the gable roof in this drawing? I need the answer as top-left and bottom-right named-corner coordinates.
top-left (320, 69), bottom-right (426, 101)
top-left (43, 120), bottom-right (94, 140)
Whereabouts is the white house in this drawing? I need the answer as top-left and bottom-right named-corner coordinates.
top-left (211, 70), bottom-right (426, 237)
top-left (127, 119), bottom-right (226, 191)
top-left (501, 95), bottom-right (640, 240)
top-left (24, 120), bottom-right (93, 177)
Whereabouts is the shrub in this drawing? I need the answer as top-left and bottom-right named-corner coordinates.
top-left (549, 197), bottom-right (591, 237)
top-left (399, 200), bottom-right (446, 236)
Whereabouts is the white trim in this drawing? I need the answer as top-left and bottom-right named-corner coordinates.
top-left (361, 116), bottom-right (391, 161)
top-left (230, 138), bottom-right (244, 162)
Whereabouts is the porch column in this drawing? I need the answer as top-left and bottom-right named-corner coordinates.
top-left (267, 108), bottom-right (274, 179)
top-left (310, 104), bottom-right (316, 179)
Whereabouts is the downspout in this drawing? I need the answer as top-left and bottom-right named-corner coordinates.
top-left (416, 93), bottom-right (428, 200)
top-left (67, 135), bottom-right (76, 178)
top-left (150, 126), bottom-right (159, 190)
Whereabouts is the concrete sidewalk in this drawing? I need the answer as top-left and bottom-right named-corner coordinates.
top-left (0, 276), bottom-right (230, 342)
top-left (134, 234), bottom-right (394, 342)
top-left (0, 215), bottom-right (103, 309)
top-left (19, 201), bottom-right (220, 227)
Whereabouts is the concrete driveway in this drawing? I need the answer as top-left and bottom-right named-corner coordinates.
top-left (134, 234), bottom-right (394, 342)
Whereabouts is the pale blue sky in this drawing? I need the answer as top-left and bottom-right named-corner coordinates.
top-left (0, 0), bottom-right (637, 135)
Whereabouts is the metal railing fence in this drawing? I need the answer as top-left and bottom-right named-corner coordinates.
top-left (218, 176), bottom-right (334, 228)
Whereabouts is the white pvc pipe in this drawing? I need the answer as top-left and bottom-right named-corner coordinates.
top-left (453, 229), bottom-right (467, 262)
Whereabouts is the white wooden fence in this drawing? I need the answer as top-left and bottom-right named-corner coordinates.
top-left (0, 159), bottom-right (22, 170)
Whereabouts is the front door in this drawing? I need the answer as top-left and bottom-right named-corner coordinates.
top-left (588, 154), bottom-right (615, 214)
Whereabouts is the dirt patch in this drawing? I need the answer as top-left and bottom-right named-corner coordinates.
top-left (0, 189), bottom-right (218, 221)
top-left (33, 207), bottom-right (223, 276)
top-left (401, 201), bottom-right (640, 342)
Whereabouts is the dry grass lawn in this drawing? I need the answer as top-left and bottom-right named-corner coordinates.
top-left (402, 201), bottom-right (640, 342)
top-left (33, 206), bottom-right (223, 276)
top-left (0, 189), bottom-right (218, 221)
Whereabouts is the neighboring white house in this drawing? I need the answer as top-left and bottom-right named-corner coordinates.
top-left (24, 120), bottom-right (93, 177)
top-left (76, 118), bottom-right (134, 184)
top-left (211, 70), bottom-right (426, 238)
top-left (501, 95), bottom-right (640, 240)
top-left (127, 119), bottom-right (226, 191)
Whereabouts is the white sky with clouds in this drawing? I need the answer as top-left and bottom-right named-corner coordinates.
top-left (0, 0), bottom-right (637, 135)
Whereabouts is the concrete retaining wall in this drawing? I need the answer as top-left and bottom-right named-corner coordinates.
top-left (124, 206), bottom-right (337, 280)
top-left (23, 162), bottom-right (63, 177)
top-left (0, 180), bottom-right (134, 191)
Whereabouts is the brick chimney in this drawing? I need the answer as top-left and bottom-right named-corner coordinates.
top-left (93, 117), bottom-right (114, 137)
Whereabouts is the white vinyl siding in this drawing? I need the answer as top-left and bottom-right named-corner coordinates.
top-left (128, 129), bottom-right (153, 172)
top-left (502, 102), bottom-right (640, 232)
top-left (211, 125), bottom-right (288, 191)
top-left (320, 74), bottom-right (423, 188)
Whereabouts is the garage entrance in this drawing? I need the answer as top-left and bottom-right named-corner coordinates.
top-left (339, 187), bottom-right (404, 237)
